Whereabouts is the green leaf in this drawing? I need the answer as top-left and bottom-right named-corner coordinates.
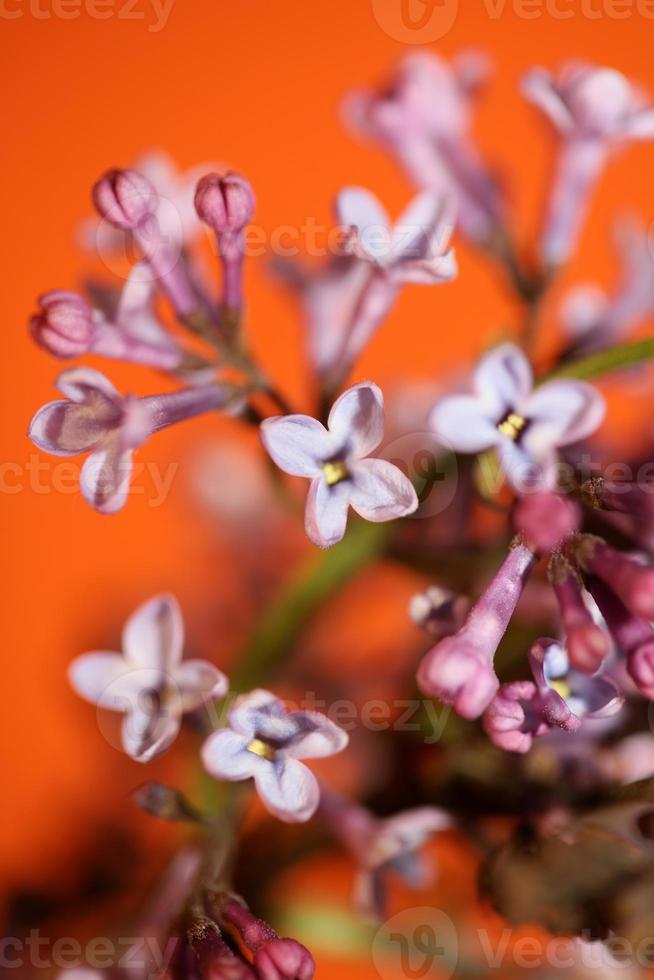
top-left (545, 337), bottom-right (654, 382)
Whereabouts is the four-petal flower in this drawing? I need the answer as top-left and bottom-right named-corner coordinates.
top-left (201, 689), bottom-right (349, 823)
top-left (260, 382), bottom-right (419, 547)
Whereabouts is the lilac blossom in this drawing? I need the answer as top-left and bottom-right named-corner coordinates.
top-left (483, 639), bottom-right (622, 754)
top-left (344, 51), bottom-right (504, 242)
top-left (28, 366), bottom-right (227, 513)
top-left (320, 791), bottom-right (451, 920)
top-left (409, 585), bottom-right (471, 640)
top-left (260, 382), bottom-right (418, 547)
top-left (69, 595), bottom-right (228, 763)
top-left (417, 541), bottom-right (537, 719)
top-left (201, 689), bottom-right (348, 823)
top-left (522, 63), bottom-right (654, 264)
top-left (30, 263), bottom-right (183, 370)
top-left (429, 342), bottom-right (606, 490)
top-left (219, 898), bottom-right (315, 979)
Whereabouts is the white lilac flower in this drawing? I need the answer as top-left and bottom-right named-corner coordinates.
top-left (201, 689), bottom-right (348, 823)
top-left (69, 595), bottom-right (227, 763)
top-left (429, 342), bottom-right (605, 490)
top-left (260, 381), bottom-right (419, 547)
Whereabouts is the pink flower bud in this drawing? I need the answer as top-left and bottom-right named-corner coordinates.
top-left (92, 168), bottom-right (158, 230)
top-left (30, 291), bottom-right (94, 358)
top-left (254, 939), bottom-right (316, 980)
top-left (574, 534), bottom-right (654, 621)
top-left (513, 491), bottom-right (580, 554)
top-left (548, 553), bottom-right (610, 672)
top-left (194, 172), bottom-right (255, 234)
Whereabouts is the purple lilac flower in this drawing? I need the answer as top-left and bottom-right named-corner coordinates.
top-left (260, 381), bottom-right (418, 547)
top-left (28, 366), bottom-right (227, 513)
top-left (201, 689), bottom-right (348, 823)
top-left (430, 342), bottom-right (605, 490)
top-left (69, 595), bottom-right (228, 762)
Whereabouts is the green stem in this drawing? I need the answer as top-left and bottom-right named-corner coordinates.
top-left (232, 520), bottom-right (390, 691)
top-left (544, 337), bottom-right (654, 382)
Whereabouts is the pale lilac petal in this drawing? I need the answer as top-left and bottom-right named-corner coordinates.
top-left (80, 445), bottom-right (134, 514)
top-left (228, 689), bottom-right (296, 742)
top-left (305, 477), bottom-right (350, 548)
top-left (201, 728), bottom-right (260, 779)
top-left (254, 758), bottom-right (320, 823)
top-left (381, 807), bottom-right (452, 842)
top-left (175, 660), bottom-right (228, 711)
top-left (122, 702), bottom-right (181, 763)
top-left (390, 192), bottom-right (450, 262)
top-left (473, 343), bottom-right (533, 416)
top-left (393, 249), bottom-right (457, 285)
top-left (327, 382), bottom-right (384, 458)
top-left (55, 366), bottom-right (122, 404)
top-left (525, 380), bottom-right (605, 447)
top-left (283, 712), bottom-right (350, 760)
top-left (123, 594), bottom-right (184, 672)
top-left (260, 415), bottom-right (331, 477)
top-left (29, 400), bottom-right (117, 456)
top-left (336, 187), bottom-right (392, 264)
top-left (573, 673), bottom-right (623, 719)
top-left (349, 458), bottom-right (418, 522)
top-left (627, 107), bottom-right (654, 139)
top-left (497, 438), bottom-right (556, 492)
top-left (521, 68), bottom-right (574, 133)
top-left (429, 395), bottom-right (498, 453)
top-left (68, 652), bottom-right (130, 706)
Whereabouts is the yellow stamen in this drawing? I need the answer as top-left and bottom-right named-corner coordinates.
top-left (322, 460), bottom-right (349, 486)
top-left (247, 737), bottom-right (275, 761)
top-left (549, 679), bottom-right (571, 700)
top-left (498, 412), bottom-right (527, 441)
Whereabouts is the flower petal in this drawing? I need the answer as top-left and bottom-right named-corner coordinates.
top-left (474, 343), bottom-right (533, 417)
top-left (525, 379), bottom-right (605, 446)
top-left (327, 381), bottom-right (385, 458)
top-left (122, 594), bottom-right (185, 673)
top-left (429, 395), bottom-right (498, 453)
top-left (336, 187), bottom-right (391, 263)
top-left (175, 660), bottom-right (228, 712)
top-left (68, 652), bottom-right (130, 706)
top-left (627, 107), bottom-right (654, 139)
top-left (305, 477), bottom-right (351, 548)
top-left (260, 415), bottom-right (331, 477)
top-left (283, 711), bottom-right (349, 760)
top-left (521, 68), bottom-right (574, 133)
top-left (29, 399), bottom-right (117, 456)
top-left (228, 689), bottom-right (296, 742)
top-left (80, 445), bottom-right (134, 514)
top-left (390, 192), bottom-right (452, 262)
top-left (254, 758), bottom-right (320, 823)
top-left (55, 366), bottom-right (122, 404)
top-left (349, 458), bottom-right (418, 522)
top-left (121, 702), bottom-right (181, 763)
top-left (201, 728), bottom-right (259, 780)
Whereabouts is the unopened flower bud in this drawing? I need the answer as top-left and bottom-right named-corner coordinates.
top-left (513, 491), bottom-right (580, 554)
top-left (194, 172), bottom-right (255, 234)
top-left (29, 291), bottom-right (94, 358)
top-left (573, 534), bottom-right (654, 621)
top-left (254, 939), bottom-right (315, 980)
top-left (93, 168), bottom-right (158, 230)
top-left (131, 781), bottom-right (204, 824)
top-left (409, 586), bottom-right (470, 640)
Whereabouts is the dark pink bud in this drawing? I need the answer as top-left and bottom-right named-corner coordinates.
top-left (93, 168), bottom-right (158, 230)
top-left (588, 578), bottom-right (654, 699)
top-left (583, 476), bottom-right (654, 521)
top-left (254, 939), bottom-right (315, 980)
top-left (513, 492), bottom-right (580, 554)
top-left (187, 917), bottom-right (256, 980)
top-left (29, 291), bottom-right (94, 358)
top-left (548, 553), bottom-right (610, 672)
top-left (574, 535), bottom-right (654, 621)
top-left (194, 172), bottom-right (255, 234)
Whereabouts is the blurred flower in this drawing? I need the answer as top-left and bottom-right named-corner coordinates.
top-left (429, 342), bottom-right (605, 490)
top-left (69, 594), bottom-right (227, 762)
top-left (201, 689), bottom-right (348, 823)
top-left (260, 381), bottom-right (418, 547)
top-left (320, 790), bottom-right (451, 920)
top-left (548, 552), bottom-right (610, 673)
top-left (409, 585), bottom-right (470, 640)
top-left (344, 50), bottom-right (504, 242)
top-left (28, 366), bottom-right (228, 513)
top-left (522, 62), bottom-right (654, 264)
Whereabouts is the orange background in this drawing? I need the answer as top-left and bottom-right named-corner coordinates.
top-left (4, 0), bottom-right (654, 970)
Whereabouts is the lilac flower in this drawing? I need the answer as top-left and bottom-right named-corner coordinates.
top-left (28, 366), bottom-right (227, 513)
top-left (30, 264), bottom-right (182, 370)
top-left (409, 585), bottom-right (471, 640)
top-left (429, 342), bottom-right (605, 490)
top-left (336, 187), bottom-right (456, 285)
top-left (220, 899), bottom-right (315, 979)
top-left (417, 541), bottom-right (537, 718)
top-left (320, 791), bottom-right (451, 920)
top-left (344, 51), bottom-right (504, 242)
top-left (522, 63), bottom-right (654, 264)
top-left (483, 639), bottom-right (622, 754)
top-left (260, 382), bottom-right (419, 547)
top-left (201, 689), bottom-right (348, 823)
top-left (561, 218), bottom-right (654, 354)
top-left (69, 595), bottom-right (228, 762)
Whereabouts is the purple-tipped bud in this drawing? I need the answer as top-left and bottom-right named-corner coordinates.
top-left (573, 534), bottom-right (654, 621)
top-left (548, 553), bottom-right (610, 672)
top-left (187, 916), bottom-right (256, 980)
top-left (513, 491), bottom-right (580, 555)
top-left (417, 542), bottom-right (536, 718)
top-left (29, 291), bottom-right (94, 358)
top-left (194, 172), bottom-right (255, 234)
top-left (93, 168), bottom-right (158, 230)
top-left (483, 680), bottom-right (542, 753)
top-left (587, 578), bottom-right (654, 699)
top-left (583, 475), bottom-right (654, 522)
top-left (254, 939), bottom-right (316, 980)
top-left (409, 586), bottom-right (470, 640)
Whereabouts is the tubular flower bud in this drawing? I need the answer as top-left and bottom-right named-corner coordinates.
top-left (572, 534), bottom-right (654, 622)
top-left (220, 899), bottom-right (315, 980)
top-left (587, 578), bottom-right (654, 699)
top-left (30, 291), bottom-right (94, 358)
top-left (548, 553), bottom-right (610, 672)
top-left (92, 168), bottom-right (157, 230)
top-left (513, 491), bottom-right (581, 555)
top-left (582, 475), bottom-right (654, 521)
top-left (194, 172), bottom-right (255, 235)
